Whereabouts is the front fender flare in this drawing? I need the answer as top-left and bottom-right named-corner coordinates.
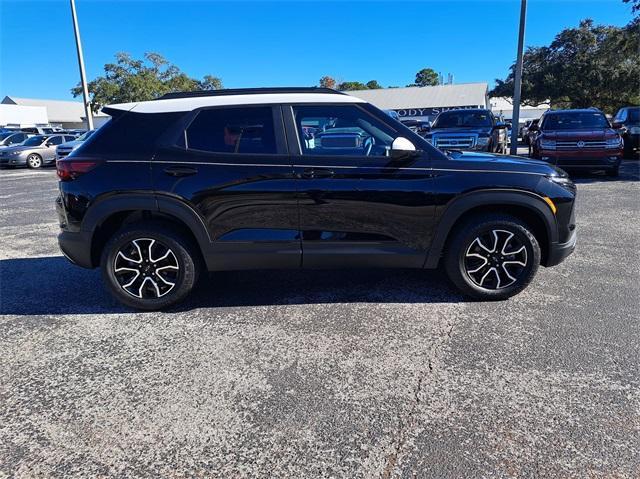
top-left (424, 189), bottom-right (557, 268)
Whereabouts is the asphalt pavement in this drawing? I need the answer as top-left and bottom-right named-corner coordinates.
top-left (1, 162), bottom-right (639, 478)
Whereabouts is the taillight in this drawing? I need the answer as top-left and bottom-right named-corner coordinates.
top-left (56, 158), bottom-right (103, 181)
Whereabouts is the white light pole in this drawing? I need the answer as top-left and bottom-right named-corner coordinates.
top-left (70, 0), bottom-right (94, 130)
top-left (510, 0), bottom-right (527, 155)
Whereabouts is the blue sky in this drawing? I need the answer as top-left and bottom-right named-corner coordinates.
top-left (0, 0), bottom-right (635, 101)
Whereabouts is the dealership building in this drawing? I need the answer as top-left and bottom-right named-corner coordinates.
top-left (348, 83), bottom-right (490, 122)
top-left (0, 96), bottom-right (109, 129)
top-left (348, 83), bottom-right (549, 125)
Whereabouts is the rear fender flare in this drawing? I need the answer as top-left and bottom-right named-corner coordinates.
top-left (81, 193), bottom-right (213, 266)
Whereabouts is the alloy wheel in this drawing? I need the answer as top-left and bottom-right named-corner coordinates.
top-left (27, 154), bottom-right (42, 168)
top-left (113, 238), bottom-right (179, 299)
top-left (464, 229), bottom-right (528, 290)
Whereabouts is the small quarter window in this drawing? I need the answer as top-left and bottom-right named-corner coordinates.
top-left (186, 107), bottom-right (277, 154)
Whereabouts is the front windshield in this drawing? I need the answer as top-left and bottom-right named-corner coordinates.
top-left (542, 112), bottom-right (609, 130)
top-left (627, 108), bottom-right (640, 123)
top-left (433, 111), bottom-right (492, 128)
top-left (22, 135), bottom-right (45, 146)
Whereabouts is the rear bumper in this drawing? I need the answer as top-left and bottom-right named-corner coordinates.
top-left (58, 230), bottom-right (94, 268)
top-left (544, 229), bottom-right (576, 267)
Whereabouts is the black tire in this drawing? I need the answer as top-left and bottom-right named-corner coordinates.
top-left (444, 214), bottom-right (541, 301)
top-left (100, 221), bottom-right (201, 310)
top-left (26, 153), bottom-right (43, 169)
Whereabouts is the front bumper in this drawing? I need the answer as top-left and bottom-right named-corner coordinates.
top-left (544, 229), bottom-right (577, 267)
top-left (0, 154), bottom-right (27, 166)
top-left (625, 133), bottom-right (640, 149)
top-left (539, 150), bottom-right (622, 169)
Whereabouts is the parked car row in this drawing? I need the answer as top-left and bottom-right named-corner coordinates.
top-left (0, 128), bottom-right (94, 168)
top-left (395, 105), bottom-right (638, 177)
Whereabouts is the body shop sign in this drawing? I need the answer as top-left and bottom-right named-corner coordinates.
top-left (394, 105), bottom-right (482, 119)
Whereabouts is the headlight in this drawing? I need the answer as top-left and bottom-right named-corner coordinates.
top-left (606, 137), bottom-right (622, 148)
top-left (540, 139), bottom-right (556, 150)
top-left (546, 174), bottom-right (575, 191)
top-left (629, 126), bottom-right (640, 134)
top-left (476, 137), bottom-right (490, 146)
top-left (7, 150), bottom-right (22, 156)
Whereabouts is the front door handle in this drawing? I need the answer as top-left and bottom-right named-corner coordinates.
top-left (164, 166), bottom-right (198, 177)
top-left (300, 168), bottom-right (334, 179)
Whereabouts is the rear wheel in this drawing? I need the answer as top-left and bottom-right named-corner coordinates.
top-left (26, 153), bottom-right (43, 169)
top-left (444, 214), bottom-right (541, 300)
top-left (101, 222), bottom-right (201, 310)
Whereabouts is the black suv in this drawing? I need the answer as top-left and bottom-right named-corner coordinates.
top-left (56, 88), bottom-right (577, 310)
top-left (612, 106), bottom-right (640, 159)
top-left (423, 108), bottom-right (508, 154)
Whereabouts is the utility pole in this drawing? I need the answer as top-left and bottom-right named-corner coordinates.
top-left (510, 0), bottom-right (527, 155)
top-left (70, 0), bottom-right (93, 130)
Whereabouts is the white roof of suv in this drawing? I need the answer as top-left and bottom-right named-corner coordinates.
top-left (107, 89), bottom-right (364, 114)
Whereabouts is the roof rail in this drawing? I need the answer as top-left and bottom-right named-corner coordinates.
top-left (158, 87), bottom-right (346, 100)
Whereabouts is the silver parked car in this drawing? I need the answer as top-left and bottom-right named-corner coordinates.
top-left (55, 130), bottom-right (95, 160)
top-left (0, 134), bottom-right (75, 168)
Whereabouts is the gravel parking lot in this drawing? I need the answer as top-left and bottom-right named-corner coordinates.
top-left (1, 163), bottom-right (639, 478)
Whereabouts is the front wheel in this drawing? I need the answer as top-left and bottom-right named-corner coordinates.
top-left (26, 153), bottom-right (43, 169)
top-left (444, 214), bottom-right (541, 300)
top-left (101, 222), bottom-right (201, 310)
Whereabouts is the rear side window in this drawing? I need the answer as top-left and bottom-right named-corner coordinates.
top-left (185, 107), bottom-right (277, 154)
top-left (80, 111), bottom-right (183, 157)
top-left (48, 136), bottom-right (64, 145)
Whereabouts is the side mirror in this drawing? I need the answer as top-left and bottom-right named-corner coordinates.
top-left (612, 121), bottom-right (623, 129)
top-left (390, 137), bottom-right (418, 159)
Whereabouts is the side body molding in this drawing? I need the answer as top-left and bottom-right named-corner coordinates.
top-left (424, 189), bottom-right (558, 269)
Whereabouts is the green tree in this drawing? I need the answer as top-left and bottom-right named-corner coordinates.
top-left (72, 52), bottom-right (223, 112)
top-left (414, 68), bottom-right (440, 87)
top-left (337, 81), bottom-right (369, 91)
top-left (365, 80), bottom-right (382, 89)
top-left (490, 19), bottom-right (640, 113)
top-left (319, 76), bottom-right (337, 89)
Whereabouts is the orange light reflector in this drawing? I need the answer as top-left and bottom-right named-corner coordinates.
top-left (543, 196), bottom-right (557, 215)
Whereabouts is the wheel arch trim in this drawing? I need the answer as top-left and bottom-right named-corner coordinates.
top-left (424, 189), bottom-right (558, 269)
top-left (81, 193), bottom-right (213, 266)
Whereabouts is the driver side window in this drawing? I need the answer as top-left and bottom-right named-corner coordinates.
top-left (293, 105), bottom-right (395, 157)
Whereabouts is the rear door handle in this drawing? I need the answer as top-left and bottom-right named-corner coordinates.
top-left (301, 168), bottom-right (334, 179)
top-left (164, 166), bottom-right (198, 177)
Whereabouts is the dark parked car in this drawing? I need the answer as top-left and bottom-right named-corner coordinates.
top-left (0, 134), bottom-right (76, 168)
top-left (524, 119), bottom-right (540, 147)
top-left (0, 131), bottom-right (33, 149)
top-left (423, 109), bottom-right (508, 153)
top-left (57, 87), bottom-right (576, 310)
top-left (400, 119), bottom-right (431, 136)
top-left (529, 109), bottom-right (623, 176)
top-left (612, 106), bottom-right (640, 159)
